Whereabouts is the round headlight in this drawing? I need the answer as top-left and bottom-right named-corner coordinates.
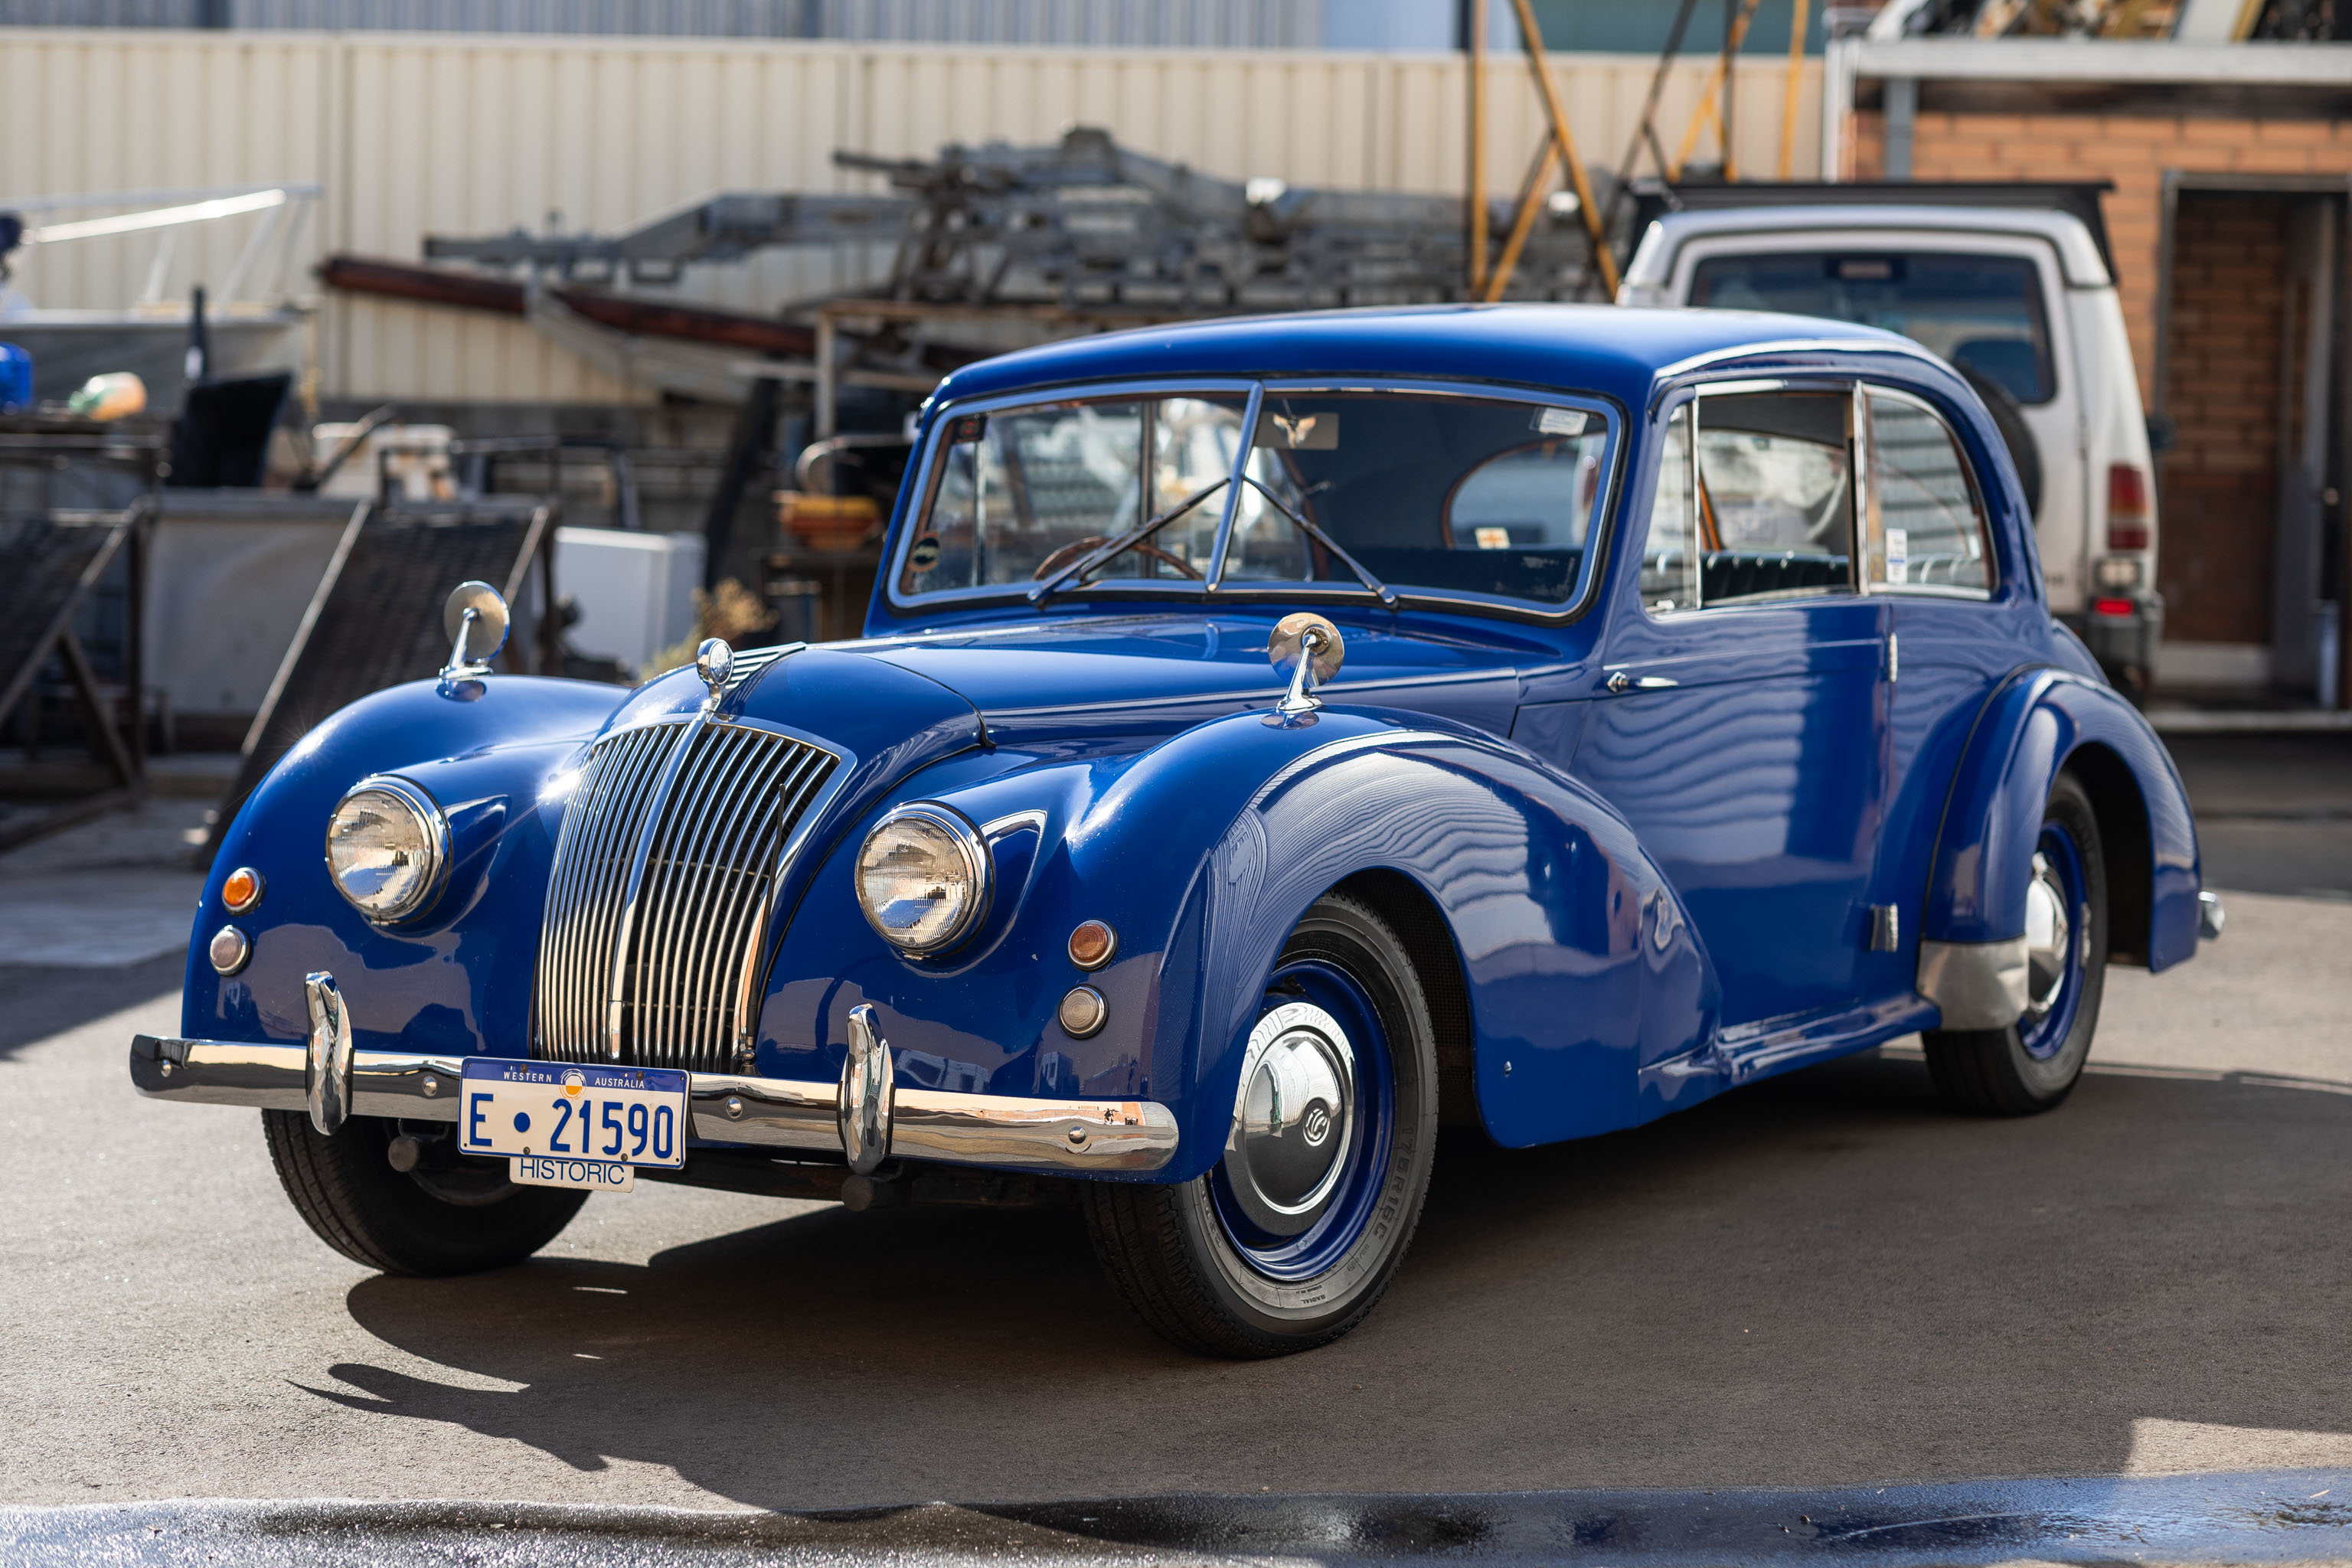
top-left (856, 803), bottom-right (990, 954)
top-left (325, 777), bottom-right (446, 922)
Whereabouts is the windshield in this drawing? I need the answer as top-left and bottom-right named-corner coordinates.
top-left (897, 387), bottom-right (1612, 609)
top-left (1688, 251), bottom-right (2055, 406)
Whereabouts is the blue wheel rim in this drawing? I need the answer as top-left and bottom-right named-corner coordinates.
top-left (1208, 957), bottom-right (1396, 1282)
top-left (2019, 820), bottom-right (2086, 1061)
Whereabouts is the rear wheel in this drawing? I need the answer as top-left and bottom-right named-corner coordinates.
top-left (1923, 773), bottom-right (2107, 1116)
top-left (263, 1111), bottom-right (586, 1276)
top-left (1083, 893), bottom-right (1438, 1357)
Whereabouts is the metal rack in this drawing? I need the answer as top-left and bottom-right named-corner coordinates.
top-left (0, 420), bottom-right (168, 848)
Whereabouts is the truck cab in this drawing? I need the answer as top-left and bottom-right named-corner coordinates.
top-left (1619, 188), bottom-right (2161, 694)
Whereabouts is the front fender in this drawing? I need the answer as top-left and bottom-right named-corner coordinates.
top-left (188, 676), bottom-right (628, 1054)
top-left (1922, 667), bottom-right (2200, 994)
top-left (759, 704), bottom-right (1717, 1180)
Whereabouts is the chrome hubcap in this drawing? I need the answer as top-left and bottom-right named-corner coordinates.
top-left (1222, 1001), bottom-right (1357, 1238)
top-left (2023, 851), bottom-right (2073, 1018)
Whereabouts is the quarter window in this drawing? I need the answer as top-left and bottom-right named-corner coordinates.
top-left (1862, 391), bottom-right (1993, 594)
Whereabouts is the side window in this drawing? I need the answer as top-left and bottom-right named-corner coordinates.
top-left (1863, 390), bottom-right (1994, 593)
top-left (1643, 390), bottom-right (1856, 616)
top-left (1640, 404), bottom-right (1698, 612)
top-left (1694, 390), bottom-right (1854, 605)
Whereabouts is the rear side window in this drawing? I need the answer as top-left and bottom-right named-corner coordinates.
top-left (1690, 252), bottom-right (2055, 406)
top-left (1862, 390), bottom-right (1994, 594)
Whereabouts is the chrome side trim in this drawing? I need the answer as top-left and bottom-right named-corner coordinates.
top-left (129, 1036), bottom-right (1180, 1174)
top-left (1917, 936), bottom-right (2030, 1031)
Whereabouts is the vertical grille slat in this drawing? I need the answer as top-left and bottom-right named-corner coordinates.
top-left (534, 717), bottom-right (836, 1073)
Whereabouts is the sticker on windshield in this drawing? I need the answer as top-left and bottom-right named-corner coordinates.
top-left (909, 534), bottom-right (942, 571)
top-left (1533, 407), bottom-right (1588, 436)
top-left (1886, 527), bottom-right (1909, 585)
top-left (1253, 410), bottom-right (1339, 449)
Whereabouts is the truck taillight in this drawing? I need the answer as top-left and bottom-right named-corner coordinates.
top-left (2107, 464), bottom-right (2151, 551)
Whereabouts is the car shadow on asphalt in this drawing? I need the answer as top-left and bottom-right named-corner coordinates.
top-left (315, 1050), bottom-right (2352, 1511)
top-left (0, 953), bottom-right (182, 1060)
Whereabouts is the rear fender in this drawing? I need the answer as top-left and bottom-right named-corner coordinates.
top-left (1919, 668), bottom-right (2199, 1026)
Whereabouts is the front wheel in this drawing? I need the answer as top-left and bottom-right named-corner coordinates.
top-left (263, 1111), bottom-right (586, 1276)
top-left (1083, 893), bottom-right (1438, 1357)
top-left (1923, 772), bottom-right (2108, 1116)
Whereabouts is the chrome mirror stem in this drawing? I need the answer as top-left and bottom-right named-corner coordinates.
top-left (1276, 628), bottom-right (1325, 717)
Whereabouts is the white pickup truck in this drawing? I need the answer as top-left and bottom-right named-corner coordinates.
top-left (1618, 183), bottom-right (2160, 694)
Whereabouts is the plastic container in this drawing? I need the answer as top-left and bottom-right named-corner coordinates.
top-left (67, 371), bottom-right (147, 422)
top-left (0, 344), bottom-right (30, 415)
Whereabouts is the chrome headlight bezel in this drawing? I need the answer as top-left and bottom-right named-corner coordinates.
top-left (323, 774), bottom-right (449, 924)
top-left (854, 801), bottom-right (992, 956)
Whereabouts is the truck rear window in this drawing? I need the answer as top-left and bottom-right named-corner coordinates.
top-left (1689, 252), bottom-right (2055, 406)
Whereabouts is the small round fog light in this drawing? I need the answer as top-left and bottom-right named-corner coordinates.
top-left (221, 867), bottom-right (263, 913)
top-left (1067, 920), bottom-right (1117, 970)
top-left (1057, 985), bottom-right (1107, 1039)
top-left (208, 924), bottom-right (251, 976)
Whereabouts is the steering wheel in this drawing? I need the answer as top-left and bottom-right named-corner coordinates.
top-left (1031, 536), bottom-right (1204, 582)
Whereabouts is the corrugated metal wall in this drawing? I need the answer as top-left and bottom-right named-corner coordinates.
top-left (0, 28), bottom-right (1822, 403)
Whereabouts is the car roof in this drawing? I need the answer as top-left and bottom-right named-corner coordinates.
top-left (925, 302), bottom-right (1918, 413)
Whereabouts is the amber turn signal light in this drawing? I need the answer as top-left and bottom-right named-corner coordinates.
top-left (222, 867), bottom-right (264, 913)
top-left (1068, 920), bottom-right (1117, 970)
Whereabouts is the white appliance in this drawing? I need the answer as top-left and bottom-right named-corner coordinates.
top-left (553, 527), bottom-right (704, 679)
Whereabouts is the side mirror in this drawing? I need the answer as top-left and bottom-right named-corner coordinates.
top-left (1269, 612), bottom-right (1344, 719)
top-left (441, 580), bottom-right (509, 678)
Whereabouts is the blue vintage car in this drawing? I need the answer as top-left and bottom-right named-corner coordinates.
top-left (133, 305), bottom-right (2215, 1357)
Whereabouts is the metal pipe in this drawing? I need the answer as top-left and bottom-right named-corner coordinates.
top-left (1505, 0), bottom-right (1621, 298)
top-left (1779, 0), bottom-right (1811, 179)
top-left (1468, 0), bottom-right (1488, 298)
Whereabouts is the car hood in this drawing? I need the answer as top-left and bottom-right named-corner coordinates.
top-left (848, 612), bottom-right (1539, 746)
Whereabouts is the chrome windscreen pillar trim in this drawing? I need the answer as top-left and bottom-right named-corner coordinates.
top-left (1917, 937), bottom-right (2029, 1031)
top-left (302, 972), bottom-right (354, 1136)
top-left (129, 1035), bottom-right (1180, 1174)
top-left (840, 1003), bottom-right (894, 1174)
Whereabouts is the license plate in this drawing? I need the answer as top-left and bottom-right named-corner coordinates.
top-left (459, 1058), bottom-right (689, 1171)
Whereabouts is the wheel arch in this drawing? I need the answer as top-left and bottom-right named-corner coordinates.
top-left (1328, 867), bottom-right (1480, 1132)
top-left (1922, 668), bottom-right (2199, 975)
top-left (2060, 740), bottom-right (2154, 965)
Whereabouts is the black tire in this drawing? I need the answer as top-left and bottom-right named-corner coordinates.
top-left (1082, 893), bottom-right (1438, 1357)
top-left (1923, 773), bottom-right (2107, 1116)
top-left (1958, 363), bottom-right (2043, 522)
top-left (262, 1110), bottom-right (586, 1276)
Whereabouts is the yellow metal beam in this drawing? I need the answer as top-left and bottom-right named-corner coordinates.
top-left (1504, 0), bottom-right (1620, 298)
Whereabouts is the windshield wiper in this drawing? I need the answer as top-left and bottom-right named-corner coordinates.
top-left (1027, 478), bottom-right (1230, 605)
top-left (1239, 475), bottom-right (1398, 608)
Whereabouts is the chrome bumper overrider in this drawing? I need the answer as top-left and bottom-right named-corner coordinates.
top-left (129, 1029), bottom-right (1178, 1175)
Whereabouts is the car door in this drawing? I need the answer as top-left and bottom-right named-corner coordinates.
top-left (1563, 384), bottom-right (1896, 1033)
top-left (1854, 383), bottom-right (2013, 998)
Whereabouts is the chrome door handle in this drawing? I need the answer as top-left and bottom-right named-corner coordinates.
top-left (1606, 671), bottom-right (1678, 694)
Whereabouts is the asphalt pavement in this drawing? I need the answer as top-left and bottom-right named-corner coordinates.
top-left (0, 755), bottom-right (2347, 1559)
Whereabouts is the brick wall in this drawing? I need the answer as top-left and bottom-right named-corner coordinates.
top-left (1850, 108), bottom-right (2350, 407)
top-left (1849, 106), bottom-right (2348, 652)
top-left (2161, 194), bottom-right (2287, 645)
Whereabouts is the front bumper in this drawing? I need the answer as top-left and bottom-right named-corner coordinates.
top-left (128, 1031), bottom-right (1179, 1176)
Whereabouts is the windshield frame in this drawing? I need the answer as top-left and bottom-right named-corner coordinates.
top-left (882, 374), bottom-right (1625, 626)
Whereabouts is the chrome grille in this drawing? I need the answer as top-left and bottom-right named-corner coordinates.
top-left (534, 718), bottom-right (836, 1072)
